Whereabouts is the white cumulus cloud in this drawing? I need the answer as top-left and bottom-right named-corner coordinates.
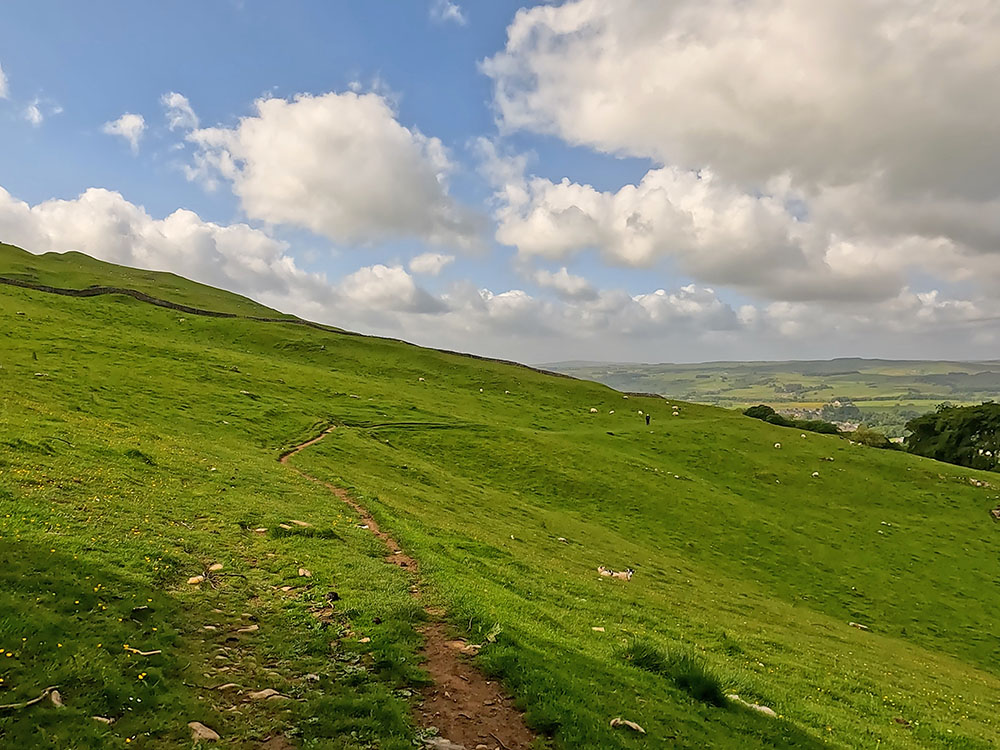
top-left (481, 3), bottom-right (1000, 307)
top-left (409, 252), bottom-right (455, 276)
top-left (102, 113), bottom-right (146, 154)
top-left (161, 92), bottom-right (199, 131)
top-left (430, 0), bottom-right (466, 25)
top-left (0, 63), bottom-right (8, 99)
top-left (186, 91), bottom-right (482, 249)
top-left (531, 267), bottom-right (596, 301)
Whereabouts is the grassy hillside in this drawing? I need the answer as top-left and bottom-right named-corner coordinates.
top-left (0, 243), bottom-right (297, 319)
top-left (2, 247), bottom-right (999, 748)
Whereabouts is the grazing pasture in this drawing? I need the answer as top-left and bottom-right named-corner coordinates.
top-left (2, 246), bottom-right (999, 748)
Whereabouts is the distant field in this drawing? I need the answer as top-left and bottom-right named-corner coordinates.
top-left (547, 360), bottom-right (1000, 435)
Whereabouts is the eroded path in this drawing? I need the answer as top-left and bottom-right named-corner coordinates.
top-left (279, 427), bottom-right (535, 750)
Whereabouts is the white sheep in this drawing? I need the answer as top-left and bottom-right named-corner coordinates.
top-left (590, 407), bottom-right (599, 413)
top-left (609, 410), bottom-right (615, 414)
top-left (638, 410), bottom-right (644, 415)
top-left (811, 471), bottom-right (820, 478)
top-left (418, 377), bottom-right (425, 382)
top-left (801, 433), bottom-right (807, 438)
top-left (479, 388), bottom-right (484, 393)
top-left (597, 566), bottom-right (633, 581)
top-left (774, 442), bottom-right (781, 449)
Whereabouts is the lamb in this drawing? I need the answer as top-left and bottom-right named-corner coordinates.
top-left (598, 566), bottom-right (634, 581)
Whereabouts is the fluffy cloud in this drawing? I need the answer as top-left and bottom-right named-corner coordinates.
top-left (531, 267), bottom-right (596, 301)
top-left (2, 181), bottom-right (997, 363)
top-left (482, 1), bottom-right (1000, 307)
top-left (102, 113), bottom-right (146, 154)
top-left (0, 186), bottom-right (331, 306)
top-left (23, 100), bottom-right (42, 126)
top-left (485, 1), bottom-right (1000, 194)
top-left (339, 264), bottom-right (446, 314)
top-left (0, 63), bottom-right (8, 99)
top-left (186, 91), bottom-right (482, 249)
top-left (430, 0), bottom-right (466, 25)
top-left (161, 92), bottom-right (199, 131)
top-left (409, 252), bottom-right (454, 276)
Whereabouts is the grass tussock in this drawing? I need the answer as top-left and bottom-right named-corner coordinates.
top-left (617, 638), bottom-right (727, 706)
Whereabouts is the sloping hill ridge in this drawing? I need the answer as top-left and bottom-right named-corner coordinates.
top-left (2, 244), bottom-right (999, 749)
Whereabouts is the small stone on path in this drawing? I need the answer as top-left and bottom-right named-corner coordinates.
top-left (610, 717), bottom-right (646, 733)
top-left (208, 563), bottom-right (223, 572)
top-left (187, 575), bottom-right (205, 585)
top-left (188, 721), bottom-right (220, 742)
top-left (237, 624), bottom-right (260, 634)
top-left (49, 690), bottom-right (63, 707)
top-left (298, 568), bottom-right (312, 577)
top-left (288, 519), bottom-right (312, 527)
top-left (423, 739), bottom-right (467, 750)
top-left (248, 688), bottom-right (283, 700)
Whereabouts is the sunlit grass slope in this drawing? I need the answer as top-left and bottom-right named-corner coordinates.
top-left (2, 247), bottom-right (999, 749)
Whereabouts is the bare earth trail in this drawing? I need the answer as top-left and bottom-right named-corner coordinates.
top-left (279, 427), bottom-right (536, 750)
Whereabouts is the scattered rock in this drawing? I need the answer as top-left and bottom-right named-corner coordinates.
top-left (445, 640), bottom-right (482, 655)
top-left (894, 717), bottom-right (913, 728)
top-left (208, 563), bottom-right (224, 572)
top-left (253, 527), bottom-right (268, 534)
top-left (727, 694), bottom-right (776, 717)
top-left (557, 537), bottom-right (568, 543)
top-left (92, 716), bottom-right (114, 724)
top-left (592, 626), bottom-right (606, 632)
top-left (288, 519), bottom-right (312, 527)
top-left (359, 637), bottom-right (371, 644)
top-left (305, 673), bottom-right (320, 682)
top-left (187, 575), bottom-right (205, 585)
top-left (188, 721), bottom-right (221, 742)
top-left (49, 690), bottom-right (64, 707)
top-left (279, 524), bottom-right (293, 530)
top-left (237, 624), bottom-right (259, 634)
top-left (298, 568), bottom-right (312, 577)
top-left (990, 506), bottom-right (1000, 521)
top-left (610, 717), bottom-right (646, 733)
top-left (849, 621), bottom-right (871, 631)
top-left (214, 683), bottom-right (240, 691)
top-left (423, 738), bottom-right (467, 750)
top-left (248, 688), bottom-right (282, 700)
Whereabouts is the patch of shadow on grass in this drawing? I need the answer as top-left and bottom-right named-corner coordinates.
top-left (123, 448), bottom-right (156, 465)
top-left (270, 525), bottom-right (342, 541)
top-left (617, 638), bottom-right (727, 706)
top-left (3, 437), bottom-right (56, 455)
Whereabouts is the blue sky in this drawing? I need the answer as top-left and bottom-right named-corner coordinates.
top-left (2, 1), bottom-right (999, 362)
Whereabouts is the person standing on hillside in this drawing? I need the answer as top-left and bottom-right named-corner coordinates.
top-left (645, 413), bottom-right (651, 426)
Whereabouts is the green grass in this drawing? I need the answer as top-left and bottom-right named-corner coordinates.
top-left (2, 246), bottom-right (1000, 748)
top-left (616, 639), bottom-right (727, 706)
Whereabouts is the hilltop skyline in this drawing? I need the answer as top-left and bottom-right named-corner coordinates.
top-left (2, 1), bottom-right (1000, 363)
